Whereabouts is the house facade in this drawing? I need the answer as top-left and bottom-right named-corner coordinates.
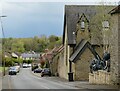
top-left (50, 46), bottom-right (64, 76)
top-left (44, 5), bottom-right (120, 86)
top-left (61, 5), bottom-right (120, 86)
top-left (21, 52), bottom-right (41, 62)
top-left (109, 5), bottom-right (120, 85)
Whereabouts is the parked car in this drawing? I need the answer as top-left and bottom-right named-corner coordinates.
top-left (27, 64), bottom-right (32, 67)
top-left (9, 67), bottom-right (17, 75)
top-left (14, 65), bottom-right (20, 73)
top-left (41, 68), bottom-right (51, 77)
top-left (31, 64), bottom-right (38, 71)
top-left (34, 68), bottom-right (42, 73)
top-left (22, 63), bottom-right (28, 68)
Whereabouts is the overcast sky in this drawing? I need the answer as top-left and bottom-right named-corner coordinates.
top-left (0, 0), bottom-right (119, 38)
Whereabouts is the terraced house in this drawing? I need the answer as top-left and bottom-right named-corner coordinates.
top-left (60, 5), bottom-right (120, 85)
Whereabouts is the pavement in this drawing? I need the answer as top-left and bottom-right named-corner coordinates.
top-left (0, 71), bottom-right (2, 90)
top-left (31, 71), bottom-right (120, 90)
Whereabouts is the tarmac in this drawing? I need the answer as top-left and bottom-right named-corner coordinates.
top-left (0, 71), bottom-right (2, 91)
top-left (31, 71), bottom-right (120, 90)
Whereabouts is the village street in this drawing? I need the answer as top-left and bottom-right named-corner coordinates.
top-left (1, 1), bottom-right (120, 91)
top-left (2, 68), bottom-right (78, 89)
top-left (2, 68), bottom-right (118, 90)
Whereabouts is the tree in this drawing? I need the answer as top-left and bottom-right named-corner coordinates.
top-left (49, 35), bottom-right (59, 43)
top-left (11, 40), bottom-right (25, 53)
top-left (40, 59), bottom-right (45, 68)
top-left (48, 35), bottom-right (62, 49)
top-left (89, 4), bottom-right (113, 45)
top-left (2, 35), bottom-right (62, 53)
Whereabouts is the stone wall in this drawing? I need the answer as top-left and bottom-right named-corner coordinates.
top-left (58, 51), bottom-right (68, 79)
top-left (73, 46), bottom-right (103, 81)
top-left (74, 48), bottom-right (94, 81)
top-left (118, 14), bottom-right (120, 85)
top-left (89, 70), bottom-right (111, 84)
top-left (76, 22), bottom-right (90, 45)
top-left (109, 14), bottom-right (119, 85)
top-left (51, 55), bottom-right (59, 76)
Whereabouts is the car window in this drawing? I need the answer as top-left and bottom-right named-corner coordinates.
top-left (10, 67), bottom-right (16, 70)
top-left (44, 68), bottom-right (49, 72)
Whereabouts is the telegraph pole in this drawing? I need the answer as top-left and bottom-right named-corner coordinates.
top-left (0, 15), bottom-right (7, 76)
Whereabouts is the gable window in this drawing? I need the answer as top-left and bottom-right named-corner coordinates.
top-left (81, 21), bottom-right (85, 30)
top-left (102, 20), bottom-right (109, 28)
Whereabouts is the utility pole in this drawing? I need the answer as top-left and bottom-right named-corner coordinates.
top-left (0, 15), bottom-right (7, 76)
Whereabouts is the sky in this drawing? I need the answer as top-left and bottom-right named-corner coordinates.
top-left (0, 0), bottom-right (119, 38)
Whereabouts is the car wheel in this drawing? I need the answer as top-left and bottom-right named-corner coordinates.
top-left (41, 74), bottom-right (44, 77)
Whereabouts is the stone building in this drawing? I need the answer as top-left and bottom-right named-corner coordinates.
top-left (62, 5), bottom-right (115, 82)
top-left (50, 45), bottom-right (64, 76)
top-left (109, 5), bottom-right (120, 85)
top-left (89, 5), bottom-right (120, 85)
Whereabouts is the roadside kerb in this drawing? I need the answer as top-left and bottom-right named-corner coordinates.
top-left (30, 69), bottom-right (119, 90)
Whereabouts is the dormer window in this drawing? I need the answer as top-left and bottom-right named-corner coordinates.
top-left (102, 20), bottom-right (109, 28)
top-left (81, 21), bottom-right (85, 30)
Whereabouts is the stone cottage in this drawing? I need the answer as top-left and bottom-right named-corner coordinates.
top-left (62, 5), bottom-right (114, 82)
top-left (50, 45), bottom-right (64, 76)
top-left (89, 5), bottom-right (120, 85)
top-left (108, 5), bottom-right (120, 85)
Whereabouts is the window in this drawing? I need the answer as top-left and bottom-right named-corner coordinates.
top-left (102, 20), bottom-right (109, 28)
top-left (81, 21), bottom-right (85, 30)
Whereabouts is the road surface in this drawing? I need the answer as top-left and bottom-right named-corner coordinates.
top-left (2, 68), bottom-right (78, 89)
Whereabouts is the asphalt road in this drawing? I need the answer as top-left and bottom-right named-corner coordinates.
top-left (3, 68), bottom-right (78, 89)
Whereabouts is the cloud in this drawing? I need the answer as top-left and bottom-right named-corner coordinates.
top-left (3, 0), bottom-right (120, 3)
top-left (1, 2), bottom-right (65, 38)
top-left (0, 1), bottom-right (119, 38)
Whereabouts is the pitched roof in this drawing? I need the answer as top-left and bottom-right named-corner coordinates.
top-left (77, 13), bottom-right (89, 23)
top-left (42, 45), bottom-right (64, 62)
top-left (109, 5), bottom-right (120, 14)
top-left (53, 45), bottom-right (64, 56)
top-left (69, 39), bottom-right (101, 63)
top-left (21, 53), bottom-right (40, 58)
top-left (63, 5), bottom-right (114, 45)
top-left (11, 53), bottom-right (18, 58)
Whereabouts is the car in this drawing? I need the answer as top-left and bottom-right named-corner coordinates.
top-left (34, 68), bottom-right (42, 73)
top-left (22, 63), bottom-right (28, 68)
top-left (9, 67), bottom-right (17, 75)
top-left (31, 64), bottom-right (38, 71)
top-left (14, 65), bottom-right (20, 73)
top-left (41, 68), bottom-right (51, 77)
top-left (27, 64), bottom-right (32, 67)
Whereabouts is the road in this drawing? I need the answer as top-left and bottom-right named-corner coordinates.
top-left (2, 68), bottom-right (78, 89)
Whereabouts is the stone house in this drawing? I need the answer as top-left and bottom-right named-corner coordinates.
top-left (21, 52), bottom-right (41, 63)
top-left (47, 46), bottom-right (64, 77)
top-left (89, 5), bottom-right (120, 85)
top-left (108, 5), bottom-right (120, 85)
top-left (62, 5), bottom-right (114, 81)
top-left (39, 47), bottom-right (59, 68)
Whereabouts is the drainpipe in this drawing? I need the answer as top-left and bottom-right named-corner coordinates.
top-left (68, 61), bottom-right (73, 82)
top-left (68, 46), bottom-right (74, 82)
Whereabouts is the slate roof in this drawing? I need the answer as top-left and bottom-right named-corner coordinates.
top-left (69, 39), bottom-right (101, 63)
top-left (11, 53), bottom-right (18, 58)
top-left (109, 5), bottom-right (120, 14)
top-left (63, 5), bottom-right (114, 45)
top-left (21, 53), bottom-right (40, 58)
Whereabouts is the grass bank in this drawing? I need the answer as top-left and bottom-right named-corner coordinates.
top-left (0, 67), bottom-right (8, 72)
